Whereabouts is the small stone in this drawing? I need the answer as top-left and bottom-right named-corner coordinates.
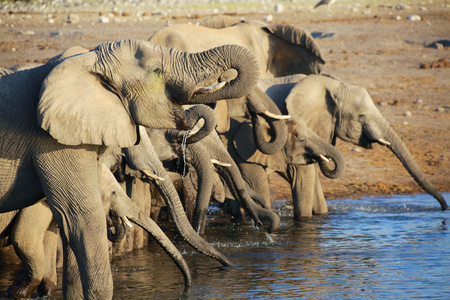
top-left (378, 101), bottom-right (388, 107)
top-left (414, 98), bottom-right (423, 104)
top-left (407, 15), bottom-right (421, 21)
top-left (99, 16), bottom-right (109, 23)
top-left (274, 4), bottom-right (283, 12)
top-left (435, 107), bottom-right (446, 112)
top-left (351, 147), bottom-right (362, 153)
top-left (404, 111), bottom-right (412, 117)
top-left (263, 14), bottom-right (273, 22)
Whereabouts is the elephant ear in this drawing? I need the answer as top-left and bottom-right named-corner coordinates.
top-left (38, 52), bottom-right (138, 147)
top-left (263, 24), bottom-right (325, 75)
top-left (232, 119), bottom-right (287, 172)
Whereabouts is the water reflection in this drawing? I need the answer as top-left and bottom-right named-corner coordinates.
top-left (0, 194), bottom-right (448, 299)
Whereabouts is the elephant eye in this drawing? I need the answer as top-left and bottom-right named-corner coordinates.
top-left (358, 114), bottom-right (367, 122)
top-left (153, 67), bottom-right (162, 75)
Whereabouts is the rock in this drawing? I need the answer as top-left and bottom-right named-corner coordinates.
top-left (263, 14), bottom-right (273, 22)
top-left (274, 4), bottom-right (283, 13)
top-left (99, 16), bottom-right (109, 23)
top-left (435, 107), bottom-right (446, 112)
top-left (404, 111), bottom-right (412, 117)
top-left (414, 98), bottom-right (423, 104)
top-left (407, 15), bottom-right (421, 21)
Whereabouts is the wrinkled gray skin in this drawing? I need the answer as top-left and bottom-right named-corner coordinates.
top-left (0, 40), bottom-right (259, 298)
top-left (149, 15), bottom-right (326, 156)
top-left (0, 164), bottom-right (191, 299)
top-left (149, 105), bottom-right (280, 235)
top-left (283, 74), bottom-right (448, 211)
top-left (118, 124), bottom-right (233, 267)
top-left (221, 74), bottom-right (346, 219)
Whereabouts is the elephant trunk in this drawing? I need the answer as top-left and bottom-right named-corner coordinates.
top-left (183, 105), bottom-right (217, 144)
top-left (181, 45), bottom-right (260, 104)
top-left (308, 134), bottom-right (345, 179)
top-left (125, 203), bottom-right (192, 288)
top-left (381, 124), bottom-right (448, 210)
top-left (245, 186), bottom-right (280, 233)
top-left (248, 88), bottom-right (289, 155)
top-left (151, 159), bottom-right (233, 266)
top-left (216, 164), bottom-right (281, 233)
top-left (186, 143), bottom-right (214, 235)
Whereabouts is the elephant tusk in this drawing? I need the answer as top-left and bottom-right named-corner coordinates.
top-left (193, 81), bottom-right (226, 94)
top-left (318, 154), bottom-right (330, 163)
top-left (121, 216), bottom-right (133, 228)
top-left (211, 159), bottom-right (231, 167)
top-left (141, 169), bottom-right (165, 181)
top-left (377, 138), bottom-right (391, 146)
top-left (262, 110), bottom-right (291, 120)
top-left (187, 127), bottom-right (198, 137)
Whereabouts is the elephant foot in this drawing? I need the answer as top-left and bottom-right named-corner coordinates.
top-left (37, 279), bottom-right (57, 298)
top-left (7, 277), bottom-right (40, 299)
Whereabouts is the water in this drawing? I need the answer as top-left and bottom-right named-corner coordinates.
top-left (1, 193), bottom-right (448, 299)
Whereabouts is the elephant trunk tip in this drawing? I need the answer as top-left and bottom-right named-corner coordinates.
top-left (437, 195), bottom-right (448, 211)
top-left (317, 155), bottom-right (344, 179)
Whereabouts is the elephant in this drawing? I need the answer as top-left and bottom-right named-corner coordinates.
top-left (280, 74), bottom-right (448, 212)
top-left (228, 74), bottom-right (448, 219)
top-left (149, 15), bottom-right (325, 78)
top-left (0, 164), bottom-right (192, 299)
top-left (0, 39), bottom-right (260, 298)
top-left (145, 105), bottom-right (280, 235)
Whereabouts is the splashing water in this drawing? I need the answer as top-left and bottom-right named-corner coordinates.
top-left (265, 232), bottom-right (274, 243)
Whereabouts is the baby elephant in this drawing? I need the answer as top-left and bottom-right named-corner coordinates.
top-left (0, 164), bottom-right (191, 299)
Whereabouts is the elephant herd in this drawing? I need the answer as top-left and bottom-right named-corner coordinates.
top-left (0, 15), bottom-right (447, 299)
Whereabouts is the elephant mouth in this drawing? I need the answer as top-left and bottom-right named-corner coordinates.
top-left (358, 135), bottom-right (373, 149)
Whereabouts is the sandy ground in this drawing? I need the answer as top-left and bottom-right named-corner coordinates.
top-left (1, 1), bottom-right (448, 206)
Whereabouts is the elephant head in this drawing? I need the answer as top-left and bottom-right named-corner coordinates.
top-left (99, 163), bottom-right (192, 288)
top-left (37, 40), bottom-right (260, 147)
top-left (287, 74), bottom-right (448, 211)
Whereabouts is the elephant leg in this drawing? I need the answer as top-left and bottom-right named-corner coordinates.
top-left (38, 220), bottom-right (58, 297)
top-left (63, 238), bottom-right (84, 300)
top-left (288, 164), bottom-right (315, 220)
top-left (36, 147), bottom-right (113, 299)
top-left (238, 163), bottom-right (271, 208)
top-left (8, 201), bottom-right (54, 299)
top-left (312, 164), bottom-right (328, 215)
